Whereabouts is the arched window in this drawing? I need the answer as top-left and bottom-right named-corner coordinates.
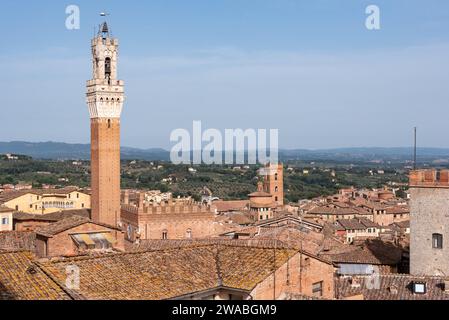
top-left (275, 173), bottom-right (278, 181)
top-left (433, 233), bottom-right (443, 249)
top-left (275, 196), bottom-right (278, 202)
top-left (105, 57), bottom-right (111, 79)
top-left (108, 119), bottom-right (111, 129)
top-left (275, 186), bottom-right (278, 192)
top-left (186, 229), bottom-right (192, 239)
top-left (162, 230), bottom-right (168, 240)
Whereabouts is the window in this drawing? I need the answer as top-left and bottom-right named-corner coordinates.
top-left (15, 205), bottom-right (18, 211)
top-left (108, 119), bottom-right (111, 129)
top-left (105, 57), bottom-right (111, 78)
top-left (2, 218), bottom-right (9, 225)
top-left (275, 196), bottom-right (278, 202)
top-left (412, 282), bottom-right (427, 294)
top-left (312, 281), bottom-right (323, 297)
top-left (275, 186), bottom-right (279, 192)
top-left (77, 193), bottom-right (79, 199)
top-left (432, 233), bottom-right (443, 249)
top-left (162, 230), bottom-right (168, 240)
top-left (186, 229), bottom-right (192, 239)
top-left (275, 173), bottom-right (278, 181)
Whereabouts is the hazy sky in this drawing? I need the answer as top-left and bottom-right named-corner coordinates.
top-left (1, 0), bottom-right (449, 149)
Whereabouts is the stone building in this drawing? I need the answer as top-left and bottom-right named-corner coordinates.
top-left (87, 21), bottom-right (125, 228)
top-left (409, 169), bottom-right (449, 276)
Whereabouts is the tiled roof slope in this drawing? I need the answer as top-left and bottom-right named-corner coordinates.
top-left (336, 274), bottom-right (449, 300)
top-left (14, 209), bottom-right (91, 222)
top-left (36, 216), bottom-right (91, 237)
top-left (36, 215), bottom-right (120, 238)
top-left (321, 239), bottom-right (403, 265)
top-left (38, 244), bottom-right (295, 300)
top-left (0, 251), bottom-right (71, 300)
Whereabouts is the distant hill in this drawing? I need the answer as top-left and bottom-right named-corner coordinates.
top-left (1, 141), bottom-right (449, 162)
top-left (0, 141), bottom-right (170, 160)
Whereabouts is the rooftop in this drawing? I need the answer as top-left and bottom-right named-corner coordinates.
top-left (0, 251), bottom-right (70, 300)
top-left (37, 242), bottom-right (295, 300)
top-left (337, 274), bottom-right (449, 300)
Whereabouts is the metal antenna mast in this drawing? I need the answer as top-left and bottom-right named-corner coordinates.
top-left (413, 127), bottom-right (417, 170)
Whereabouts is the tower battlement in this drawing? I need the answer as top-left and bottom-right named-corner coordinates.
top-left (409, 169), bottom-right (449, 188)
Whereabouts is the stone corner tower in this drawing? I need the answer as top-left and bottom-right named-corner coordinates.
top-left (409, 169), bottom-right (449, 276)
top-left (86, 22), bottom-right (124, 227)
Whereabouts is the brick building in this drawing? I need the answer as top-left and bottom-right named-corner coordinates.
top-left (120, 193), bottom-right (218, 242)
top-left (35, 215), bottom-right (125, 258)
top-left (248, 183), bottom-right (276, 222)
top-left (261, 163), bottom-right (284, 206)
top-left (32, 239), bottom-right (334, 300)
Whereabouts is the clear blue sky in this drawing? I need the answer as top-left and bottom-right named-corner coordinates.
top-left (1, 0), bottom-right (449, 149)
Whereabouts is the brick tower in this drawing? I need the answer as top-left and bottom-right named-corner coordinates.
top-left (86, 22), bottom-right (124, 227)
top-left (263, 163), bottom-right (284, 207)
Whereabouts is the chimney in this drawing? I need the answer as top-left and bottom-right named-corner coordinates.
top-left (257, 182), bottom-right (264, 192)
top-left (388, 284), bottom-right (398, 295)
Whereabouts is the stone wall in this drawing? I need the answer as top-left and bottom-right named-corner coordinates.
top-left (410, 187), bottom-right (449, 276)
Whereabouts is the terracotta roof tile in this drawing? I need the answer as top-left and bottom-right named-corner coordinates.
top-left (336, 274), bottom-right (449, 300)
top-left (37, 243), bottom-right (295, 300)
top-left (0, 251), bottom-right (71, 300)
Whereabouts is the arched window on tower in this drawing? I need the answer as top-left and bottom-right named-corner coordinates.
top-left (275, 186), bottom-right (279, 192)
top-left (108, 119), bottom-right (111, 129)
top-left (105, 57), bottom-right (111, 82)
top-left (275, 173), bottom-right (278, 181)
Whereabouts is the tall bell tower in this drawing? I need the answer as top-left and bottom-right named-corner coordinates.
top-left (86, 21), bottom-right (124, 227)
